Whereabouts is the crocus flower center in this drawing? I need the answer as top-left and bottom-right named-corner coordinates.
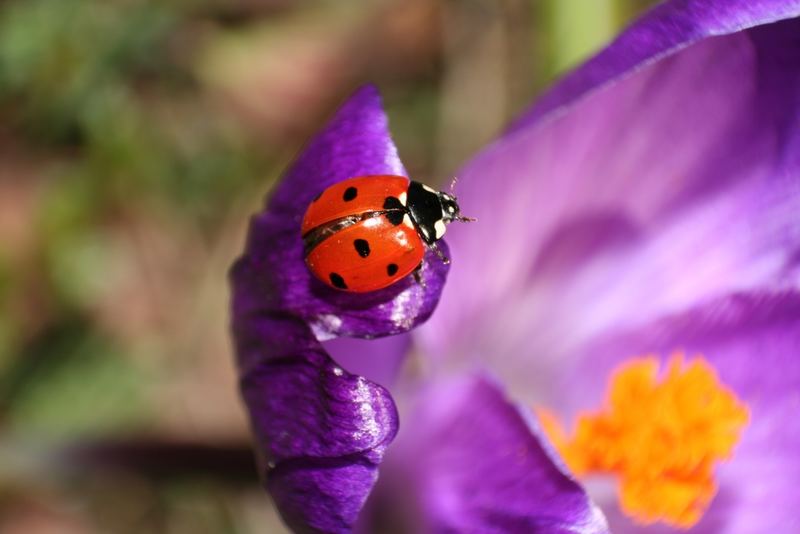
top-left (538, 354), bottom-right (749, 528)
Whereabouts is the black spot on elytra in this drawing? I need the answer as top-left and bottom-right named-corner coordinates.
top-left (387, 263), bottom-right (399, 276)
top-left (383, 196), bottom-right (405, 225)
top-left (385, 211), bottom-right (404, 226)
top-left (329, 272), bottom-right (347, 289)
top-left (354, 239), bottom-right (371, 258)
top-left (343, 187), bottom-right (358, 201)
top-left (383, 196), bottom-right (403, 210)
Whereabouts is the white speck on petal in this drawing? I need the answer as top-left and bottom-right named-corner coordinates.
top-left (351, 377), bottom-right (381, 442)
top-left (360, 401), bottom-right (375, 418)
top-left (310, 314), bottom-right (342, 339)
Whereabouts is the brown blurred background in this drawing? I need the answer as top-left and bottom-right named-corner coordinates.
top-left (0, 1), bottom-right (656, 532)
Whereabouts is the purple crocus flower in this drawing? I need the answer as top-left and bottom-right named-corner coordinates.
top-left (230, 1), bottom-right (800, 532)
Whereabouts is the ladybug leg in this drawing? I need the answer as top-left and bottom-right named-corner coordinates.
top-left (430, 242), bottom-right (451, 265)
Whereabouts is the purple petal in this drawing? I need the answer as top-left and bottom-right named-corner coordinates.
top-left (420, 7), bottom-right (800, 378)
top-left (560, 291), bottom-right (800, 533)
top-left (249, 85), bottom-right (449, 341)
top-left (513, 0), bottom-right (800, 130)
top-left (230, 86), bottom-right (445, 532)
top-left (363, 375), bottom-right (609, 534)
top-left (472, 166), bottom-right (800, 403)
top-left (322, 333), bottom-right (411, 388)
top-left (231, 288), bottom-right (399, 532)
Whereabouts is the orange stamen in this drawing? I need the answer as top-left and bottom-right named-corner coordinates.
top-left (538, 354), bottom-right (749, 528)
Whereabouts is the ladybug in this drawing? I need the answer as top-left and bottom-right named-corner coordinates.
top-left (301, 175), bottom-right (473, 292)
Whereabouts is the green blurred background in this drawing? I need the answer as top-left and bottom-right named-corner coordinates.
top-left (0, 1), bottom-right (656, 532)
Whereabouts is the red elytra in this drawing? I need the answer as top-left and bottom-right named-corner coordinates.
top-left (301, 174), bottom-right (469, 293)
top-left (305, 217), bottom-right (424, 292)
top-left (301, 175), bottom-right (409, 235)
top-left (302, 176), bottom-right (422, 292)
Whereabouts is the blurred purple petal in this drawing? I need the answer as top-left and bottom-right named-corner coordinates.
top-left (560, 291), bottom-right (800, 533)
top-left (469, 168), bottom-right (800, 403)
top-left (323, 333), bottom-right (411, 388)
top-left (543, 173), bottom-right (800, 363)
top-left (410, 4), bottom-right (800, 529)
top-left (422, 10), bottom-right (800, 385)
top-left (364, 376), bottom-right (608, 534)
top-left (514, 0), bottom-right (800, 129)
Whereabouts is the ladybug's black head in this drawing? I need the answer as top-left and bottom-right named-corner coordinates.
top-left (439, 192), bottom-right (461, 223)
top-left (407, 181), bottom-right (475, 245)
top-left (439, 191), bottom-right (474, 224)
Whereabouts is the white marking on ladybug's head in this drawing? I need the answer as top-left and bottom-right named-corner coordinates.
top-left (422, 184), bottom-right (436, 193)
top-left (403, 214), bottom-right (414, 229)
top-left (439, 192), bottom-right (462, 223)
top-left (434, 220), bottom-right (447, 239)
top-left (398, 191), bottom-right (407, 205)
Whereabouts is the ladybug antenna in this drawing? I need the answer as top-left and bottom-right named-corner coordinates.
top-left (449, 176), bottom-right (459, 194)
top-left (452, 180), bottom-right (477, 221)
top-left (439, 187), bottom-right (475, 224)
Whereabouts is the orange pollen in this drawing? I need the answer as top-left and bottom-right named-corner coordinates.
top-left (538, 353), bottom-right (749, 529)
